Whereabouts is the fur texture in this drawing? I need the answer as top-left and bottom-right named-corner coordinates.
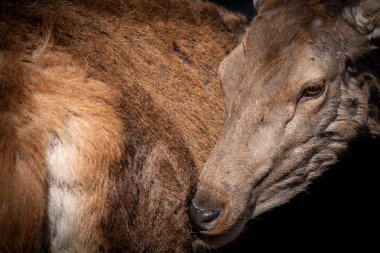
top-left (0, 0), bottom-right (246, 252)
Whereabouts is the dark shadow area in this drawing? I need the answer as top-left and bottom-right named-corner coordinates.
top-left (210, 0), bottom-right (256, 21)
top-left (215, 138), bottom-right (380, 252)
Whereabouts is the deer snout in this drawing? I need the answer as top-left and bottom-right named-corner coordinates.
top-left (189, 185), bottom-right (227, 232)
top-left (189, 201), bottom-right (222, 231)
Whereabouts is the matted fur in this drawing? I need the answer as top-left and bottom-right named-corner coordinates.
top-left (0, 0), bottom-right (246, 252)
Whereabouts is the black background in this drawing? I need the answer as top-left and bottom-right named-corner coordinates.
top-left (211, 0), bottom-right (255, 20)
top-left (208, 1), bottom-right (380, 252)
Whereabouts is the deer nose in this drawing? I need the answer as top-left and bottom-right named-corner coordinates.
top-left (189, 202), bottom-right (222, 231)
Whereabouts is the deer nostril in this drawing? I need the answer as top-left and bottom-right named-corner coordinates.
top-left (189, 202), bottom-right (222, 231)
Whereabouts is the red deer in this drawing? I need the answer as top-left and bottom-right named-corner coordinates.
top-left (0, 0), bottom-right (245, 252)
top-left (190, 0), bottom-right (380, 249)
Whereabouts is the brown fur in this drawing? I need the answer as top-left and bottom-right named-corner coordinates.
top-left (0, 0), bottom-right (246, 252)
top-left (192, 0), bottom-right (380, 249)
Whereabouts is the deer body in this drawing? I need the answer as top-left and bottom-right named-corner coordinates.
top-left (0, 0), bottom-right (245, 252)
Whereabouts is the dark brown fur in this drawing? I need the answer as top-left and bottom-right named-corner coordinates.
top-left (0, 1), bottom-right (246, 252)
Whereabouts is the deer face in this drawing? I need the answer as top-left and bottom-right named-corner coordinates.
top-left (190, 0), bottom-right (380, 248)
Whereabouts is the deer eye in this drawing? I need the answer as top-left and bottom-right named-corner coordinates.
top-left (300, 81), bottom-right (325, 101)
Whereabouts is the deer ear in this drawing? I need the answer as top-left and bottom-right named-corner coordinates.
top-left (253, 0), bottom-right (265, 12)
top-left (218, 44), bottom-right (247, 121)
top-left (344, 0), bottom-right (380, 41)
